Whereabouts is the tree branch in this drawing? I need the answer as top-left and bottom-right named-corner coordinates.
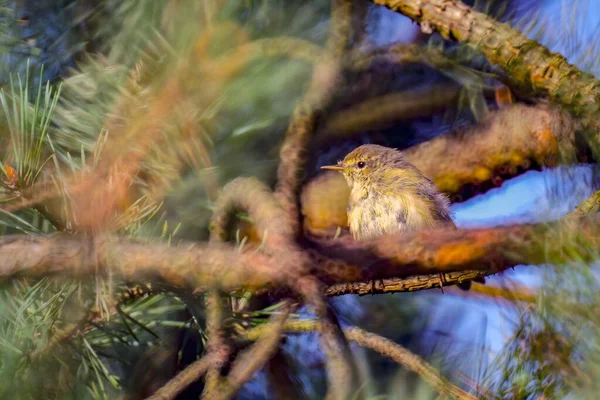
top-left (566, 190), bottom-right (600, 220)
top-left (449, 281), bottom-right (537, 304)
top-left (241, 320), bottom-right (478, 400)
top-left (208, 176), bottom-right (361, 398)
top-left (309, 217), bottom-right (600, 285)
top-left (403, 104), bottom-right (577, 194)
top-left (297, 276), bottom-right (360, 400)
top-left (369, 0), bottom-right (600, 135)
top-left (0, 218), bottom-right (597, 293)
top-left (146, 351), bottom-right (226, 400)
top-left (0, 235), bottom-right (284, 291)
top-left (274, 0), bottom-right (353, 237)
top-left (320, 83), bottom-right (461, 143)
top-left (201, 291), bottom-right (229, 399)
top-left (215, 303), bottom-right (291, 400)
top-left (209, 177), bottom-right (294, 248)
top-left (324, 270), bottom-right (488, 296)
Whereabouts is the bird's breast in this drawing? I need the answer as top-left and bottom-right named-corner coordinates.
top-left (347, 192), bottom-right (436, 240)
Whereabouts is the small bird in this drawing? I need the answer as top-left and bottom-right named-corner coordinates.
top-left (321, 144), bottom-right (482, 290)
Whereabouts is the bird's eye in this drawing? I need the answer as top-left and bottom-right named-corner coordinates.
top-left (357, 161), bottom-right (366, 169)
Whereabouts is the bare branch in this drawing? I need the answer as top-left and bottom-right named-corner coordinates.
top-left (404, 104), bottom-right (577, 194)
top-left (0, 218), bottom-right (597, 293)
top-left (344, 326), bottom-right (477, 400)
top-left (230, 37), bottom-right (324, 64)
top-left (241, 320), bottom-right (478, 400)
top-left (369, 0), bottom-right (600, 133)
top-left (0, 235), bottom-right (285, 291)
top-left (146, 351), bottom-right (226, 400)
top-left (298, 277), bottom-right (360, 400)
top-left (310, 217), bottom-right (600, 285)
top-left (209, 176), bottom-right (360, 398)
top-left (209, 177), bottom-right (293, 247)
top-left (566, 190), bottom-right (600, 220)
top-left (275, 0), bottom-right (354, 237)
top-left (320, 83), bottom-right (461, 143)
top-left (216, 303), bottom-right (291, 400)
top-left (201, 291), bottom-right (229, 399)
top-left (449, 282), bottom-right (537, 304)
top-left (324, 270), bottom-right (488, 296)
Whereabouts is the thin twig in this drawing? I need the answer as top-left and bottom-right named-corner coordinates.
top-left (449, 281), bottom-right (537, 304)
top-left (145, 351), bottom-right (225, 400)
top-left (344, 326), bottom-right (478, 400)
top-left (324, 270), bottom-right (488, 296)
top-left (201, 290), bottom-right (229, 399)
top-left (215, 302), bottom-right (291, 400)
top-left (566, 190), bottom-right (600, 220)
top-left (241, 320), bottom-right (478, 400)
top-left (30, 283), bottom-right (155, 360)
top-left (298, 276), bottom-right (360, 400)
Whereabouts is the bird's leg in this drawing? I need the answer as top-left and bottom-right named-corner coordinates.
top-left (438, 273), bottom-right (445, 294)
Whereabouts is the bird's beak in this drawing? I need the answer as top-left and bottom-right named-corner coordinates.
top-left (321, 165), bottom-right (345, 171)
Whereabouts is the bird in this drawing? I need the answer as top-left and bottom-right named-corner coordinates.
top-left (321, 144), bottom-right (483, 290)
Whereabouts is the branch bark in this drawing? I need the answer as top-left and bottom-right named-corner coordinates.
top-left (274, 0), bottom-right (353, 237)
top-left (567, 190), bottom-right (600, 220)
top-left (241, 320), bottom-right (478, 400)
top-left (403, 104), bottom-right (577, 194)
top-left (369, 0), bottom-right (600, 136)
top-left (0, 218), bottom-right (597, 294)
top-left (215, 304), bottom-right (291, 400)
top-left (324, 270), bottom-right (487, 296)
top-left (309, 217), bottom-right (600, 285)
top-left (146, 351), bottom-right (226, 400)
top-left (201, 291), bottom-right (229, 399)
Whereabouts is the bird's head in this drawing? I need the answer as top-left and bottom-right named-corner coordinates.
top-left (321, 144), bottom-right (410, 189)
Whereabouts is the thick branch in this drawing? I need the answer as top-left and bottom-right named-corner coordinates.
top-left (309, 217), bottom-right (600, 285)
top-left (0, 218), bottom-right (598, 292)
top-left (369, 0), bottom-right (600, 133)
top-left (0, 235), bottom-right (285, 291)
top-left (404, 104), bottom-right (577, 194)
top-left (208, 175), bottom-right (360, 398)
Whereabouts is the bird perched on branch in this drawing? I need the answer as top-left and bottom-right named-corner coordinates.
top-left (321, 144), bottom-right (483, 291)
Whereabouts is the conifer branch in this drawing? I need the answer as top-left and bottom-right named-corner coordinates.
top-left (369, 0), bottom-right (600, 134)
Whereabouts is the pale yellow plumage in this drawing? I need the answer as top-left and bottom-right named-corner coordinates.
top-left (322, 144), bottom-right (454, 240)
